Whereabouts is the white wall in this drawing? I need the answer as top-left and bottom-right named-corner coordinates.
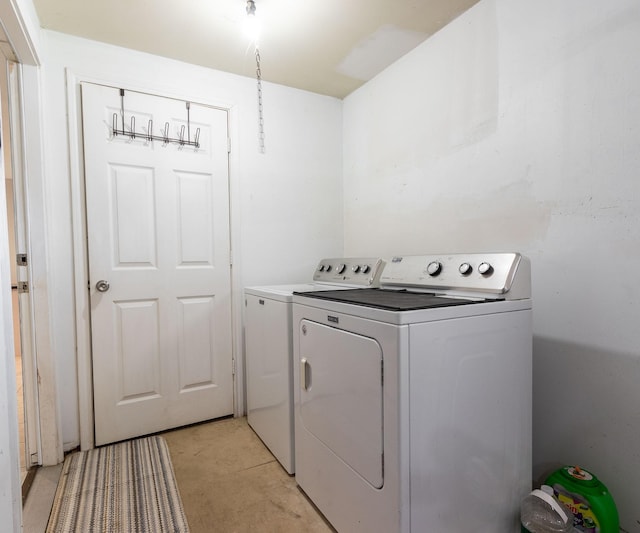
top-left (40, 30), bottom-right (343, 451)
top-left (343, 0), bottom-right (640, 530)
top-left (0, 126), bottom-right (21, 533)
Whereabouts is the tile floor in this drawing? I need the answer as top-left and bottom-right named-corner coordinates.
top-left (23, 417), bottom-right (335, 533)
top-left (164, 417), bottom-right (334, 533)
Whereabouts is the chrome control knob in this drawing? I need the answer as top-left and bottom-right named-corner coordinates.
top-left (318, 264), bottom-right (325, 272)
top-left (478, 262), bottom-right (493, 276)
top-left (352, 265), bottom-right (361, 273)
top-left (459, 263), bottom-right (472, 276)
top-left (337, 263), bottom-right (346, 274)
top-left (427, 261), bottom-right (442, 276)
top-left (361, 265), bottom-right (371, 274)
top-left (96, 280), bottom-right (110, 292)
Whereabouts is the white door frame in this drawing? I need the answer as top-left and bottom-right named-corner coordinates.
top-left (2, 0), bottom-right (62, 469)
top-left (2, 58), bottom-right (42, 470)
top-left (19, 64), bottom-right (62, 467)
top-left (0, 1), bottom-right (41, 67)
top-left (66, 70), bottom-right (244, 450)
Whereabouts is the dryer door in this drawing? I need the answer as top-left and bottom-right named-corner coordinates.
top-left (298, 319), bottom-right (383, 488)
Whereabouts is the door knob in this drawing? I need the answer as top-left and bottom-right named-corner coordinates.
top-left (96, 280), bottom-right (110, 292)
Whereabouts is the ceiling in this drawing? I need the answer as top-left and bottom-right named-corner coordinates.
top-left (32, 0), bottom-right (480, 99)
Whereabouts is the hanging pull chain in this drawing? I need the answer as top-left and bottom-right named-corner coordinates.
top-left (255, 47), bottom-right (265, 154)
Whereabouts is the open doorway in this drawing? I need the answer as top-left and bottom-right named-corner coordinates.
top-left (0, 46), bottom-right (41, 496)
top-left (4, 174), bottom-right (25, 482)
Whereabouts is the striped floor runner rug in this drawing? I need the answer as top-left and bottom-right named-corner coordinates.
top-left (46, 435), bottom-right (189, 532)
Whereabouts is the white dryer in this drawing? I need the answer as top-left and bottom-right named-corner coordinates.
top-left (292, 253), bottom-right (532, 532)
top-left (244, 257), bottom-right (385, 474)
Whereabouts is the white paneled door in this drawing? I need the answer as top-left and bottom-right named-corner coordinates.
top-left (81, 83), bottom-right (233, 446)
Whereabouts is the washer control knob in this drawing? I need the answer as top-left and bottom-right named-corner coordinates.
top-left (325, 265), bottom-right (332, 272)
top-left (459, 262), bottom-right (472, 276)
top-left (361, 265), bottom-right (371, 274)
top-left (318, 264), bottom-right (325, 272)
top-left (427, 261), bottom-right (442, 276)
top-left (478, 262), bottom-right (493, 276)
top-left (352, 265), bottom-right (361, 273)
top-left (337, 263), bottom-right (346, 274)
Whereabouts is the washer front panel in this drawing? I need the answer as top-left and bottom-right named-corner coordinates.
top-left (299, 319), bottom-right (384, 488)
top-left (293, 303), bottom-right (404, 533)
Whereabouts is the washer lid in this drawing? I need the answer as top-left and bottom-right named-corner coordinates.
top-left (294, 288), bottom-right (486, 311)
top-left (245, 283), bottom-right (317, 302)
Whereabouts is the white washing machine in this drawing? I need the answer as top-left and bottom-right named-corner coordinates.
top-left (292, 253), bottom-right (532, 532)
top-left (244, 257), bottom-right (385, 474)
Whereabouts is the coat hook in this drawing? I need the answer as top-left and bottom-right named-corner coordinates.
top-left (186, 102), bottom-right (191, 143)
top-left (109, 87), bottom-right (200, 149)
top-left (120, 88), bottom-right (126, 136)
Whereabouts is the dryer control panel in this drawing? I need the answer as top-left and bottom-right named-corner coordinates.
top-left (381, 253), bottom-right (531, 299)
top-left (313, 258), bottom-right (385, 287)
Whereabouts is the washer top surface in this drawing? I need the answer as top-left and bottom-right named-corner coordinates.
top-left (245, 283), bottom-right (364, 303)
top-left (245, 283), bottom-right (317, 302)
top-left (293, 290), bottom-right (531, 325)
top-left (294, 288), bottom-right (484, 311)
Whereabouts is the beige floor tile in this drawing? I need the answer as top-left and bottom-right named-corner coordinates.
top-left (164, 417), bottom-right (334, 533)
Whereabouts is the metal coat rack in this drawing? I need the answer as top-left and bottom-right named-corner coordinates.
top-left (111, 89), bottom-right (200, 148)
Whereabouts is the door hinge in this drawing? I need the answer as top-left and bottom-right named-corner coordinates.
top-left (232, 358), bottom-right (236, 376)
top-left (16, 253), bottom-right (28, 266)
top-left (17, 281), bottom-right (29, 293)
top-left (227, 137), bottom-right (231, 153)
